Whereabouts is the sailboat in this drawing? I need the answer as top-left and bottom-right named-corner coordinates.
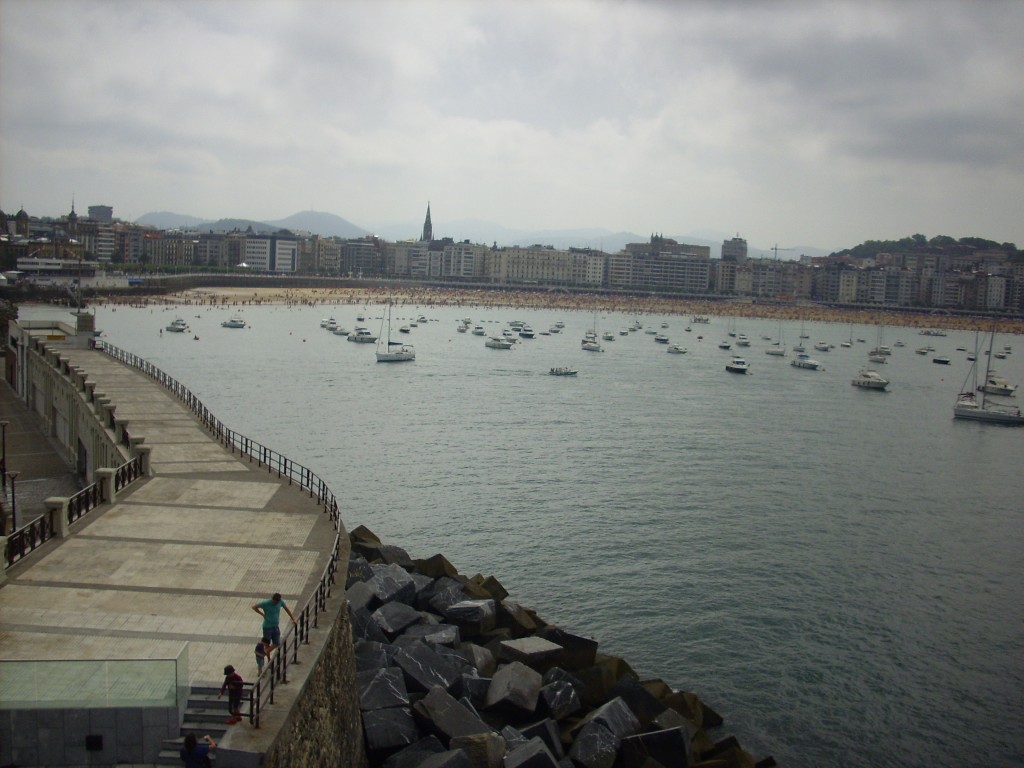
top-left (581, 310), bottom-right (603, 351)
top-left (765, 319), bottom-right (786, 356)
top-left (376, 303), bottom-right (416, 362)
top-left (953, 327), bottom-right (1023, 424)
top-left (792, 318), bottom-right (806, 353)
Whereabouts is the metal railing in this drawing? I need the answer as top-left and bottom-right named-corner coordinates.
top-left (99, 341), bottom-right (345, 728)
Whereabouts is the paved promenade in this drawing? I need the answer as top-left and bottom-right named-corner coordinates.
top-left (0, 347), bottom-right (337, 689)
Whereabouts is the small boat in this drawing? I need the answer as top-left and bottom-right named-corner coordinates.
top-left (554, 321), bottom-right (565, 329)
top-left (221, 317), bottom-right (246, 329)
top-left (735, 334), bottom-right (751, 347)
top-left (868, 353), bottom-right (888, 364)
top-left (472, 326), bottom-right (487, 335)
top-left (790, 353), bottom-right (821, 370)
top-left (852, 368), bottom-right (889, 390)
top-left (331, 326), bottom-right (350, 336)
top-left (549, 326), bottom-right (562, 334)
top-left (764, 344), bottom-right (786, 357)
top-left (893, 341), bottom-right (905, 347)
top-left (978, 373), bottom-right (1017, 397)
top-left (416, 315), bottom-right (428, 323)
top-left (581, 340), bottom-right (603, 352)
top-left (661, 322), bottom-right (669, 328)
top-left (619, 329), bottom-right (630, 336)
top-left (813, 341), bottom-right (831, 352)
top-left (718, 341), bottom-right (732, 350)
top-left (654, 334), bottom-right (669, 344)
top-left (666, 345), bottom-right (687, 354)
top-left (399, 325), bottom-right (411, 334)
top-left (518, 327), bottom-right (536, 339)
top-left (356, 313), bottom-right (366, 322)
top-left (347, 327), bottom-right (377, 343)
top-left (954, 327), bottom-right (1024, 425)
top-left (602, 332), bottom-right (616, 341)
top-left (932, 356), bottom-right (951, 365)
top-left (165, 318), bottom-right (188, 332)
top-left (549, 367), bottom-right (578, 376)
top-left (725, 356), bottom-right (749, 374)
top-left (485, 337), bottom-right (514, 349)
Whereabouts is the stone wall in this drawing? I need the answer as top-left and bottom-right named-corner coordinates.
top-left (260, 599), bottom-right (368, 768)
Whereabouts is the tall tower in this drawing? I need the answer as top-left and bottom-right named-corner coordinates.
top-left (421, 202), bottom-right (432, 243)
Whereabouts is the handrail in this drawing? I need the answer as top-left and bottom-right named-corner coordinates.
top-left (98, 341), bottom-right (345, 728)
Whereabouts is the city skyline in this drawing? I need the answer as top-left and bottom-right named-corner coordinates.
top-left (2, 1), bottom-right (1023, 251)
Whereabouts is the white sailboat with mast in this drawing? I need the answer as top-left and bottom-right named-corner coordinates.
top-left (953, 325), bottom-right (1023, 424)
top-left (376, 302), bottom-right (416, 362)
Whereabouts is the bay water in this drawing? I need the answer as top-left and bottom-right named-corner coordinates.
top-left (26, 301), bottom-right (1024, 767)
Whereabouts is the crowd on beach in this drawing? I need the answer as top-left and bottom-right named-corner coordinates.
top-left (87, 284), bottom-right (1024, 335)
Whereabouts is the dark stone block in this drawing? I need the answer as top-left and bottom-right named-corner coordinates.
top-left (411, 685), bottom-right (493, 744)
top-left (609, 677), bottom-right (667, 727)
top-left (500, 725), bottom-right (530, 751)
top-left (351, 605), bottom-right (390, 643)
top-left (754, 756), bottom-right (778, 767)
top-left (568, 721), bottom-right (620, 768)
top-left (485, 661), bottom-right (542, 714)
top-left (576, 696), bottom-right (640, 740)
top-left (350, 524), bottom-right (383, 546)
top-left (355, 644), bottom-right (390, 673)
top-left (459, 674), bottom-right (491, 709)
top-left (542, 667), bottom-right (584, 696)
top-left (382, 735), bottom-right (446, 768)
top-left (498, 637), bottom-right (563, 669)
top-left (362, 706), bottom-right (420, 756)
top-left (619, 727), bottom-right (690, 768)
top-left (444, 599), bottom-right (497, 637)
top-left (450, 731), bottom-right (507, 768)
top-left (410, 571), bottom-right (435, 597)
top-left (347, 580), bottom-right (378, 613)
top-left (417, 749), bottom-right (473, 768)
top-left (504, 736), bottom-right (560, 768)
top-left (373, 601), bottom-right (425, 636)
top-left (455, 642), bottom-right (496, 676)
top-left (538, 680), bottom-right (582, 721)
top-left (415, 553), bottom-right (460, 578)
top-left (574, 656), bottom-right (636, 708)
top-left (402, 623), bottom-right (461, 647)
top-left (498, 600), bottom-right (540, 637)
top-left (661, 691), bottom-right (703, 727)
top-left (395, 642), bottom-right (465, 694)
top-left (369, 563), bottom-right (418, 605)
top-left (428, 583), bottom-right (473, 614)
top-left (469, 574), bottom-right (509, 601)
top-left (535, 627), bottom-right (598, 670)
top-left (520, 718), bottom-right (564, 760)
top-left (701, 701), bottom-right (724, 729)
top-left (378, 543), bottom-right (414, 567)
top-left (347, 554), bottom-right (375, 588)
top-left (357, 667), bottom-right (410, 711)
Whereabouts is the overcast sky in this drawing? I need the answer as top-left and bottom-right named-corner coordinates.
top-left (2, 0), bottom-right (1023, 251)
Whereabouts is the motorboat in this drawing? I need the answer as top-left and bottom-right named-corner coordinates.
top-left (619, 329), bottom-right (630, 336)
top-left (602, 331), bottom-right (615, 341)
top-left (915, 347), bottom-right (930, 355)
top-left (549, 367), bottom-right (578, 376)
top-left (518, 327), bottom-right (536, 339)
top-left (165, 318), bottom-right (188, 332)
top-left (324, 317), bottom-right (338, 331)
top-left (416, 315), bottom-right (428, 323)
top-left (852, 369), bottom-right (889, 390)
top-left (472, 326), bottom-right (487, 335)
top-left (790, 353), bottom-right (821, 370)
top-left (554, 321), bottom-right (565, 329)
top-left (718, 341), bottom-right (732, 350)
top-left (661, 322), bottom-right (669, 328)
top-left (869, 345), bottom-right (892, 356)
top-left (549, 326), bottom-right (562, 334)
top-left (221, 317), bottom-right (246, 329)
top-left (485, 337), bottom-right (514, 349)
top-left (735, 334), bottom-right (751, 347)
top-left (347, 327), bottom-right (377, 343)
top-left (654, 334), bottom-right (669, 344)
top-left (581, 340), bottom-right (603, 352)
top-left (813, 341), bottom-right (831, 352)
top-left (978, 373), bottom-right (1017, 397)
top-left (932, 356), bottom-right (951, 365)
top-left (725, 356), bottom-right (749, 374)
top-left (399, 325), bottom-right (411, 333)
top-left (666, 345), bottom-right (687, 354)
top-left (331, 326), bottom-right (350, 336)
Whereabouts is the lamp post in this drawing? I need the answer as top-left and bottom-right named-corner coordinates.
top-left (8, 470), bottom-right (19, 533)
top-left (1, 420), bottom-right (8, 492)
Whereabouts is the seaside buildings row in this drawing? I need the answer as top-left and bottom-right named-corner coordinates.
top-left (2, 204), bottom-right (1023, 313)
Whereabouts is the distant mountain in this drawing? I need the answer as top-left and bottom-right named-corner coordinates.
top-left (135, 211), bottom-right (207, 229)
top-left (266, 210), bottom-right (369, 239)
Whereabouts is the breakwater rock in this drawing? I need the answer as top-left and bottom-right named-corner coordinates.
top-left (346, 526), bottom-right (775, 768)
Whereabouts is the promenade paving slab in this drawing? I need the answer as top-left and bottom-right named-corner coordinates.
top-left (1, 347), bottom-right (339, 688)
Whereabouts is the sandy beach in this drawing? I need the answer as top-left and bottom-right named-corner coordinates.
top-left (92, 284), bottom-right (1024, 335)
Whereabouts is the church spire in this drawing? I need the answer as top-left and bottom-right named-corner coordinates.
top-left (421, 202), bottom-right (432, 243)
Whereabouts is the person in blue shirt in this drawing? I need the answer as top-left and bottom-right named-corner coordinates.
top-left (179, 733), bottom-right (215, 767)
top-left (251, 592), bottom-right (297, 649)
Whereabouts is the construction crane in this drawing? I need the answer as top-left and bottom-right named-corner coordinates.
top-left (771, 244), bottom-right (794, 260)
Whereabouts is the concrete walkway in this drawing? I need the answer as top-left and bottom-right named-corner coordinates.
top-left (0, 348), bottom-right (338, 688)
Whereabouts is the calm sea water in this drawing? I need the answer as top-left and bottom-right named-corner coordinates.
top-left (24, 301), bottom-right (1024, 767)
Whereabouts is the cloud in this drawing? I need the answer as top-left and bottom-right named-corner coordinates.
top-left (2, 0), bottom-right (1023, 248)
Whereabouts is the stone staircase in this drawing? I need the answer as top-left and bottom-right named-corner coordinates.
top-left (156, 684), bottom-right (237, 765)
